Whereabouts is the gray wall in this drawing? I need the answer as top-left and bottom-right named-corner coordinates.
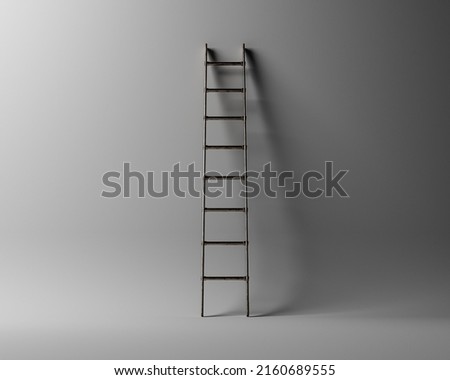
top-left (1, 0), bottom-right (449, 358)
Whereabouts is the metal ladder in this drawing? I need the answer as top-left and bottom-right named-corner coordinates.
top-left (201, 43), bottom-right (249, 317)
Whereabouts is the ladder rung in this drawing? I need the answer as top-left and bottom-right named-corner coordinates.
top-left (204, 175), bottom-right (245, 180)
top-left (205, 145), bottom-right (244, 150)
top-left (203, 276), bottom-right (247, 281)
top-left (206, 61), bottom-right (243, 66)
top-left (206, 88), bottom-right (244, 93)
top-left (205, 207), bottom-right (246, 212)
top-left (204, 241), bottom-right (247, 246)
top-left (205, 116), bottom-right (244, 121)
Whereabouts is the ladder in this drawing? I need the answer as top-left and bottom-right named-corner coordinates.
top-left (201, 43), bottom-right (249, 317)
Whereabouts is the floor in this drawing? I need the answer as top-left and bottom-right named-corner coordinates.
top-left (2, 313), bottom-right (450, 359)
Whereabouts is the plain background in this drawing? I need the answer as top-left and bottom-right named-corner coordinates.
top-left (1, 0), bottom-right (450, 358)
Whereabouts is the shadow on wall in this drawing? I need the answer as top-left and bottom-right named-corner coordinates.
top-left (245, 49), bottom-right (311, 316)
top-left (245, 48), bottom-right (450, 319)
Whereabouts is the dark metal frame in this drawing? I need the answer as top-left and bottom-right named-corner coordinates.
top-left (201, 44), bottom-right (249, 317)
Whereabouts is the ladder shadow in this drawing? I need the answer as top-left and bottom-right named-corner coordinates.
top-left (242, 49), bottom-right (450, 321)
top-left (245, 49), bottom-right (314, 317)
top-left (202, 310), bottom-right (247, 318)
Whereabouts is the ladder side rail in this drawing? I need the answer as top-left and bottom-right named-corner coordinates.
top-left (201, 43), bottom-right (208, 317)
top-left (243, 44), bottom-right (250, 317)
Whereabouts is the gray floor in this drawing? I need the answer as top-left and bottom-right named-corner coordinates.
top-left (2, 314), bottom-right (450, 359)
